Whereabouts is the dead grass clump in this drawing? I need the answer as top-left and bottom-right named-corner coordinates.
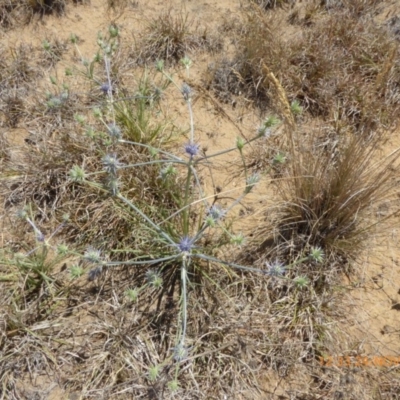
top-left (249, 0), bottom-right (293, 10)
top-left (7, 43), bottom-right (41, 87)
top-left (285, 12), bottom-right (400, 134)
top-left (321, 0), bottom-right (383, 16)
top-left (27, 0), bottom-right (66, 15)
top-left (275, 131), bottom-right (399, 265)
top-left (212, 7), bottom-right (287, 107)
top-left (224, 5), bottom-right (400, 135)
top-left (0, 0), bottom-right (27, 29)
top-left (1, 91), bottom-right (26, 127)
top-left (135, 10), bottom-right (221, 64)
top-left (41, 38), bottom-right (68, 67)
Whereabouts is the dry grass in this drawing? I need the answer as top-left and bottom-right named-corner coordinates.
top-left (2, 2), bottom-right (400, 399)
top-left (214, 1), bottom-right (400, 137)
top-left (135, 10), bottom-right (221, 65)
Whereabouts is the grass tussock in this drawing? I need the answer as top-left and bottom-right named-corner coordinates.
top-left (215, 2), bottom-right (400, 135)
top-left (135, 10), bottom-right (221, 64)
top-left (27, 0), bottom-right (66, 15)
top-left (249, 0), bottom-right (293, 10)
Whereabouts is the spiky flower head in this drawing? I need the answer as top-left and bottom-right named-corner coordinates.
top-left (83, 247), bottom-right (102, 264)
top-left (155, 59), bottom-right (164, 72)
top-left (47, 96), bottom-right (63, 109)
top-left (290, 99), bottom-right (303, 115)
top-left (257, 115), bottom-right (280, 138)
top-left (74, 114), bottom-right (85, 125)
top-left (100, 83), bottom-right (112, 95)
top-left (57, 244), bottom-right (69, 256)
top-left (177, 236), bottom-right (194, 253)
top-left (172, 343), bottom-right (190, 362)
top-left (16, 209), bottom-right (28, 220)
top-left (257, 126), bottom-right (271, 139)
top-left (148, 365), bottom-right (160, 382)
top-left (245, 173), bottom-right (260, 194)
top-left (168, 380), bottom-right (179, 392)
top-left (293, 275), bottom-right (309, 289)
top-left (107, 123), bottom-right (121, 139)
top-left (206, 205), bottom-right (226, 226)
top-left (265, 260), bottom-right (285, 277)
top-left (69, 165), bottom-right (86, 183)
top-left (181, 83), bottom-right (192, 101)
top-left (180, 56), bottom-right (192, 69)
top-left (273, 152), bottom-right (286, 165)
top-left (70, 265), bottom-right (84, 279)
top-left (145, 269), bottom-right (163, 288)
top-left (184, 142), bottom-right (199, 157)
top-left (159, 163), bottom-right (177, 180)
top-left (125, 287), bottom-right (140, 302)
top-left (102, 154), bottom-right (121, 176)
top-left (35, 230), bottom-right (45, 242)
top-left (230, 232), bottom-right (246, 247)
top-left (309, 246), bottom-right (324, 263)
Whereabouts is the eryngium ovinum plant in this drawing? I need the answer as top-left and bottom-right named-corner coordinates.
top-left (67, 48), bottom-right (324, 390)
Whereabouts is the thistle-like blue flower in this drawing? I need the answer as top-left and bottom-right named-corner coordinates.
top-left (177, 236), bottom-right (194, 253)
top-left (83, 247), bottom-right (102, 264)
top-left (172, 343), bottom-right (190, 362)
top-left (181, 83), bottom-right (192, 101)
top-left (107, 123), bottom-right (121, 139)
top-left (207, 205), bottom-right (226, 221)
top-left (184, 142), bottom-right (199, 157)
top-left (100, 83), bottom-right (112, 95)
top-left (102, 154), bottom-right (121, 176)
top-left (265, 260), bottom-right (285, 277)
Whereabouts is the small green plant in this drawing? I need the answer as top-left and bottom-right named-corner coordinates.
top-left (1, 207), bottom-right (70, 295)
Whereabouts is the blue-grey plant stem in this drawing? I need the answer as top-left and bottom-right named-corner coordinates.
top-left (224, 192), bottom-right (247, 215)
top-left (180, 257), bottom-right (189, 346)
top-left (104, 255), bottom-right (178, 267)
top-left (118, 140), bottom-right (183, 162)
top-left (182, 158), bottom-right (194, 235)
top-left (195, 136), bottom-right (260, 163)
top-left (26, 218), bottom-right (44, 240)
top-left (119, 159), bottom-right (189, 169)
top-left (104, 56), bottom-right (116, 121)
top-left (238, 147), bottom-right (248, 182)
top-left (116, 193), bottom-right (176, 246)
top-left (194, 253), bottom-right (268, 275)
top-left (186, 96), bottom-right (194, 143)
